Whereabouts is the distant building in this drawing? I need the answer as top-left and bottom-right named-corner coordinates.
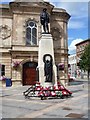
top-left (75, 39), bottom-right (90, 78)
top-left (68, 54), bottom-right (76, 77)
top-left (75, 39), bottom-right (90, 64)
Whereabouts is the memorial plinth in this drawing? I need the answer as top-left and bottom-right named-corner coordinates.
top-left (38, 34), bottom-right (57, 86)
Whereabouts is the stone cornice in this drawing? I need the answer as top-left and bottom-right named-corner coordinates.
top-left (51, 12), bottom-right (70, 21)
top-left (52, 8), bottom-right (71, 21)
top-left (9, 1), bottom-right (54, 14)
top-left (12, 11), bottom-right (40, 15)
top-left (0, 47), bottom-right (11, 53)
top-left (54, 47), bottom-right (68, 50)
top-left (0, 15), bottom-right (13, 19)
top-left (53, 8), bottom-right (66, 12)
top-left (11, 46), bottom-right (38, 52)
top-left (55, 52), bottom-right (68, 56)
top-left (0, 6), bottom-right (12, 17)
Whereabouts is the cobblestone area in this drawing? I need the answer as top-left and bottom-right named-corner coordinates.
top-left (0, 80), bottom-right (89, 119)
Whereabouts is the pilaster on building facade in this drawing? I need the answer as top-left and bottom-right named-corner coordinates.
top-left (0, 0), bottom-right (70, 86)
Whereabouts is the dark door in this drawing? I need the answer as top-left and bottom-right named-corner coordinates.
top-left (23, 62), bottom-right (38, 85)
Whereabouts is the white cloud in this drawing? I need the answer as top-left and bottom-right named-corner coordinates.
top-left (68, 38), bottom-right (83, 54)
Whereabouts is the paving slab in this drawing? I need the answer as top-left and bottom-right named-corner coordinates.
top-left (0, 80), bottom-right (89, 119)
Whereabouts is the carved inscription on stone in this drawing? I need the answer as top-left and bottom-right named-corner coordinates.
top-left (0, 25), bottom-right (11, 40)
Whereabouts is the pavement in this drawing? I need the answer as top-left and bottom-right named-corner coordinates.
top-left (0, 79), bottom-right (89, 119)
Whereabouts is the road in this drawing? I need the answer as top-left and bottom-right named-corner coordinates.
top-left (0, 80), bottom-right (89, 119)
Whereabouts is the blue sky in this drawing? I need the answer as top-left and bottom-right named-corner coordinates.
top-left (49, 0), bottom-right (89, 54)
top-left (0, 0), bottom-right (89, 54)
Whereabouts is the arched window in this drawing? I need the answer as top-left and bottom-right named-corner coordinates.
top-left (26, 21), bottom-right (37, 45)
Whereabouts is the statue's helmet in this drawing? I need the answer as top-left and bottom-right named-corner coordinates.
top-left (43, 8), bottom-right (47, 11)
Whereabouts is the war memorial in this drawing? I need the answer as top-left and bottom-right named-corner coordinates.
top-left (0, 0), bottom-right (70, 87)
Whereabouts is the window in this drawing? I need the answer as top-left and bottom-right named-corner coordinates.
top-left (82, 45), bottom-right (84, 50)
top-left (1, 65), bottom-right (5, 76)
top-left (26, 21), bottom-right (37, 46)
top-left (80, 46), bottom-right (82, 51)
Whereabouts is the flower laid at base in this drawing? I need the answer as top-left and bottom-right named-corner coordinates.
top-left (12, 61), bottom-right (21, 68)
top-left (23, 82), bottom-right (72, 100)
top-left (58, 63), bottom-right (64, 70)
top-left (0, 75), bottom-right (6, 81)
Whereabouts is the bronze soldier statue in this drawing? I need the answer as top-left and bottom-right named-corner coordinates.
top-left (43, 54), bottom-right (53, 82)
top-left (40, 8), bottom-right (50, 33)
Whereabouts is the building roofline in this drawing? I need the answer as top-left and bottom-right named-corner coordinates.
top-left (75, 39), bottom-right (90, 46)
top-left (0, 4), bottom-right (9, 8)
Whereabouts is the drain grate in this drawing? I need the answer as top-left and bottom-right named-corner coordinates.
top-left (63, 107), bottom-right (72, 110)
top-left (65, 113), bottom-right (84, 118)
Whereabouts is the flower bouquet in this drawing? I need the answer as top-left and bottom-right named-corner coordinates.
top-left (12, 61), bottom-right (21, 69)
top-left (0, 76), bottom-right (6, 81)
top-left (58, 63), bottom-right (64, 70)
top-left (0, 76), bottom-right (6, 86)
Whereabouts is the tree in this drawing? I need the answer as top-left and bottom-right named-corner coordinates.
top-left (79, 43), bottom-right (90, 80)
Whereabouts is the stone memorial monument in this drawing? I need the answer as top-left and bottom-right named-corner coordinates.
top-left (38, 8), bottom-right (57, 87)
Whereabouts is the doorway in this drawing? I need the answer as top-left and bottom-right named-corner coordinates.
top-left (23, 61), bottom-right (38, 85)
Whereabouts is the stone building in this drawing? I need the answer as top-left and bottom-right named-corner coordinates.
top-left (68, 54), bottom-right (77, 78)
top-left (75, 39), bottom-right (90, 64)
top-left (0, 0), bottom-right (70, 86)
top-left (75, 39), bottom-right (90, 79)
